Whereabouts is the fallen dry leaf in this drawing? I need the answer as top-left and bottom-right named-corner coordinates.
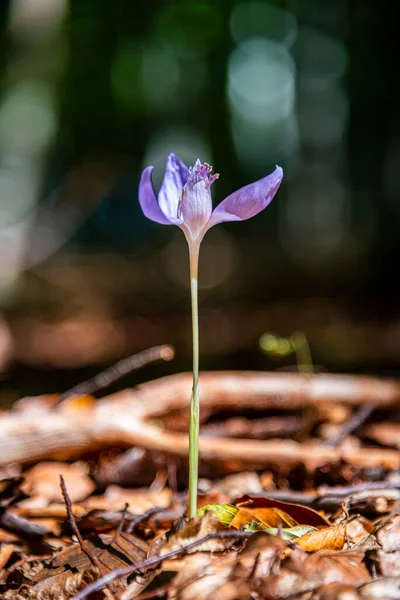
top-left (232, 531), bottom-right (287, 580)
top-left (262, 547), bottom-right (368, 598)
top-left (58, 394), bottom-right (97, 414)
top-left (295, 522), bottom-right (347, 552)
top-left (154, 512), bottom-right (236, 557)
top-left (300, 551), bottom-right (370, 585)
top-left (312, 582), bottom-right (362, 599)
top-left (163, 531), bottom-right (287, 600)
top-left (84, 485), bottom-right (173, 512)
top-left (0, 544), bottom-right (14, 569)
top-left (364, 422), bottom-right (400, 448)
top-left (212, 472), bottom-right (263, 498)
top-left (231, 504), bottom-right (297, 529)
top-left (261, 567), bottom-right (319, 598)
top-left (236, 494), bottom-right (330, 527)
top-left (377, 515), bottom-right (400, 552)
top-left (346, 516), bottom-right (374, 545)
top-left (21, 462), bottom-right (94, 503)
top-left (359, 576), bottom-right (400, 599)
top-left (377, 549), bottom-right (400, 577)
top-left (168, 552), bottom-right (237, 600)
top-left (15, 503), bottom-right (87, 519)
top-left (351, 533), bottom-right (381, 553)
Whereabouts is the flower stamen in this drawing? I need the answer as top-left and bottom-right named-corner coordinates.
top-left (191, 161), bottom-right (219, 190)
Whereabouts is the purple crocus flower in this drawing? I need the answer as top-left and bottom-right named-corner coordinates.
top-left (139, 152), bottom-right (283, 245)
top-left (138, 151), bottom-right (283, 520)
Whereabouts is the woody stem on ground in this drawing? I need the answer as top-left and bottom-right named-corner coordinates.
top-left (188, 241), bottom-right (200, 519)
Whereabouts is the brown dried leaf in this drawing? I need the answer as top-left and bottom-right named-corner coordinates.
top-left (359, 576), bottom-right (400, 599)
top-left (377, 515), bottom-right (400, 552)
top-left (50, 532), bottom-right (147, 572)
top-left (263, 547), bottom-right (367, 599)
top-left (0, 544), bottom-right (14, 569)
top-left (233, 531), bottom-right (287, 580)
top-left (312, 582), bottom-right (361, 599)
top-left (15, 503), bottom-right (87, 519)
top-left (33, 567), bottom-right (101, 600)
top-left (165, 532), bottom-right (286, 600)
top-left (154, 512), bottom-right (233, 557)
top-left (231, 506), bottom-right (297, 529)
top-left (21, 462), bottom-right (94, 503)
top-left (84, 485), bottom-right (172, 512)
top-left (365, 422), bottom-right (400, 448)
top-left (236, 494), bottom-right (330, 528)
top-left (347, 489), bottom-right (400, 514)
top-left (0, 530), bottom-right (148, 595)
top-left (59, 394), bottom-right (97, 414)
top-left (262, 567), bottom-right (319, 599)
top-left (0, 529), bottom-right (19, 543)
top-left (351, 533), bottom-right (381, 553)
top-left (213, 472), bottom-right (263, 499)
top-left (295, 522), bottom-right (346, 552)
top-left (301, 551), bottom-right (369, 585)
top-left (168, 553), bottom-right (237, 600)
top-left (377, 549), bottom-right (400, 577)
top-left (346, 516), bottom-right (374, 545)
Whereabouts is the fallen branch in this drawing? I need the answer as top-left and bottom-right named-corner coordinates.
top-left (0, 509), bottom-right (48, 539)
top-left (1, 372), bottom-right (400, 470)
top-left (327, 402), bottom-right (376, 447)
top-left (244, 480), bottom-right (400, 510)
top-left (55, 344), bottom-right (175, 405)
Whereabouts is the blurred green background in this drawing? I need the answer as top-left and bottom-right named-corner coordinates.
top-left (0, 0), bottom-right (399, 401)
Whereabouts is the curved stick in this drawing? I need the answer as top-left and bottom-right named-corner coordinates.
top-left (0, 371), bottom-right (399, 469)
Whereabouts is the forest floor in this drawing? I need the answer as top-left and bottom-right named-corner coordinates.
top-left (1, 347), bottom-right (400, 599)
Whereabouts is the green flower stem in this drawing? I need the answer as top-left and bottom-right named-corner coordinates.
top-left (290, 331), bottom-right (313, 374)
top-left (188, 242), bottom-right (200, 519)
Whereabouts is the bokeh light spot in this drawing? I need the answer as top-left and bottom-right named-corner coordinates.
top-left (230, 2), bottom-right (297, 47)
top-left (228, 38), bottom-right (295, 123)
top-left (294, 27), bottom-right (347, 88)
top-left (156, 3), bottom-right (222, 57)
top-left (140, 43), bottom-right (180, 110)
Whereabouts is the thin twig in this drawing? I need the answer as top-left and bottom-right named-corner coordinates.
top-left (111, 503), bottom-right (129, 545)
top-left (71, 530), bottom-right (253, 600)
top-left (247, 480), bottom-right (400, 508)
top-left (247, 551), bottom-right (261, 581)
top-left (124, 569), bottom-right (210, 600)
top-left (55, 345), bottom-right (175, 405)
top-left (167, 460), bottom-right (178, 494)
top-left (59, 475), bottom-right (102, 571)
top-left (125, 506), bottom-right (167, 534)
top-left (60, 476), bottom-right (117, 600)
top-left (326, 403), bottom-right (376, 447)
top-left (317, 480), bottom-right (399, 496)
top-left (0, 509), bottom-right (47, 539)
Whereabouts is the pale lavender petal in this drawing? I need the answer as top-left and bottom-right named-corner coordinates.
top-left (158, 152), bottom-right (189, 219)
top-left (139, 166), bottom-right (174, 225)
top-left (207, 166), bottom-right (283, 230)
top-left (179, 179), bottom-right (212, 240)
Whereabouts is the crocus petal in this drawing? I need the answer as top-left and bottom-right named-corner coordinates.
top-left (178, 163), bottom-right (213, 240)
top-left (206, 166), bottom-right (283, 230)
top-left (139, 166), bottom-right (175, 225)
top-left (158, 152), bottom-right (190, 219)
